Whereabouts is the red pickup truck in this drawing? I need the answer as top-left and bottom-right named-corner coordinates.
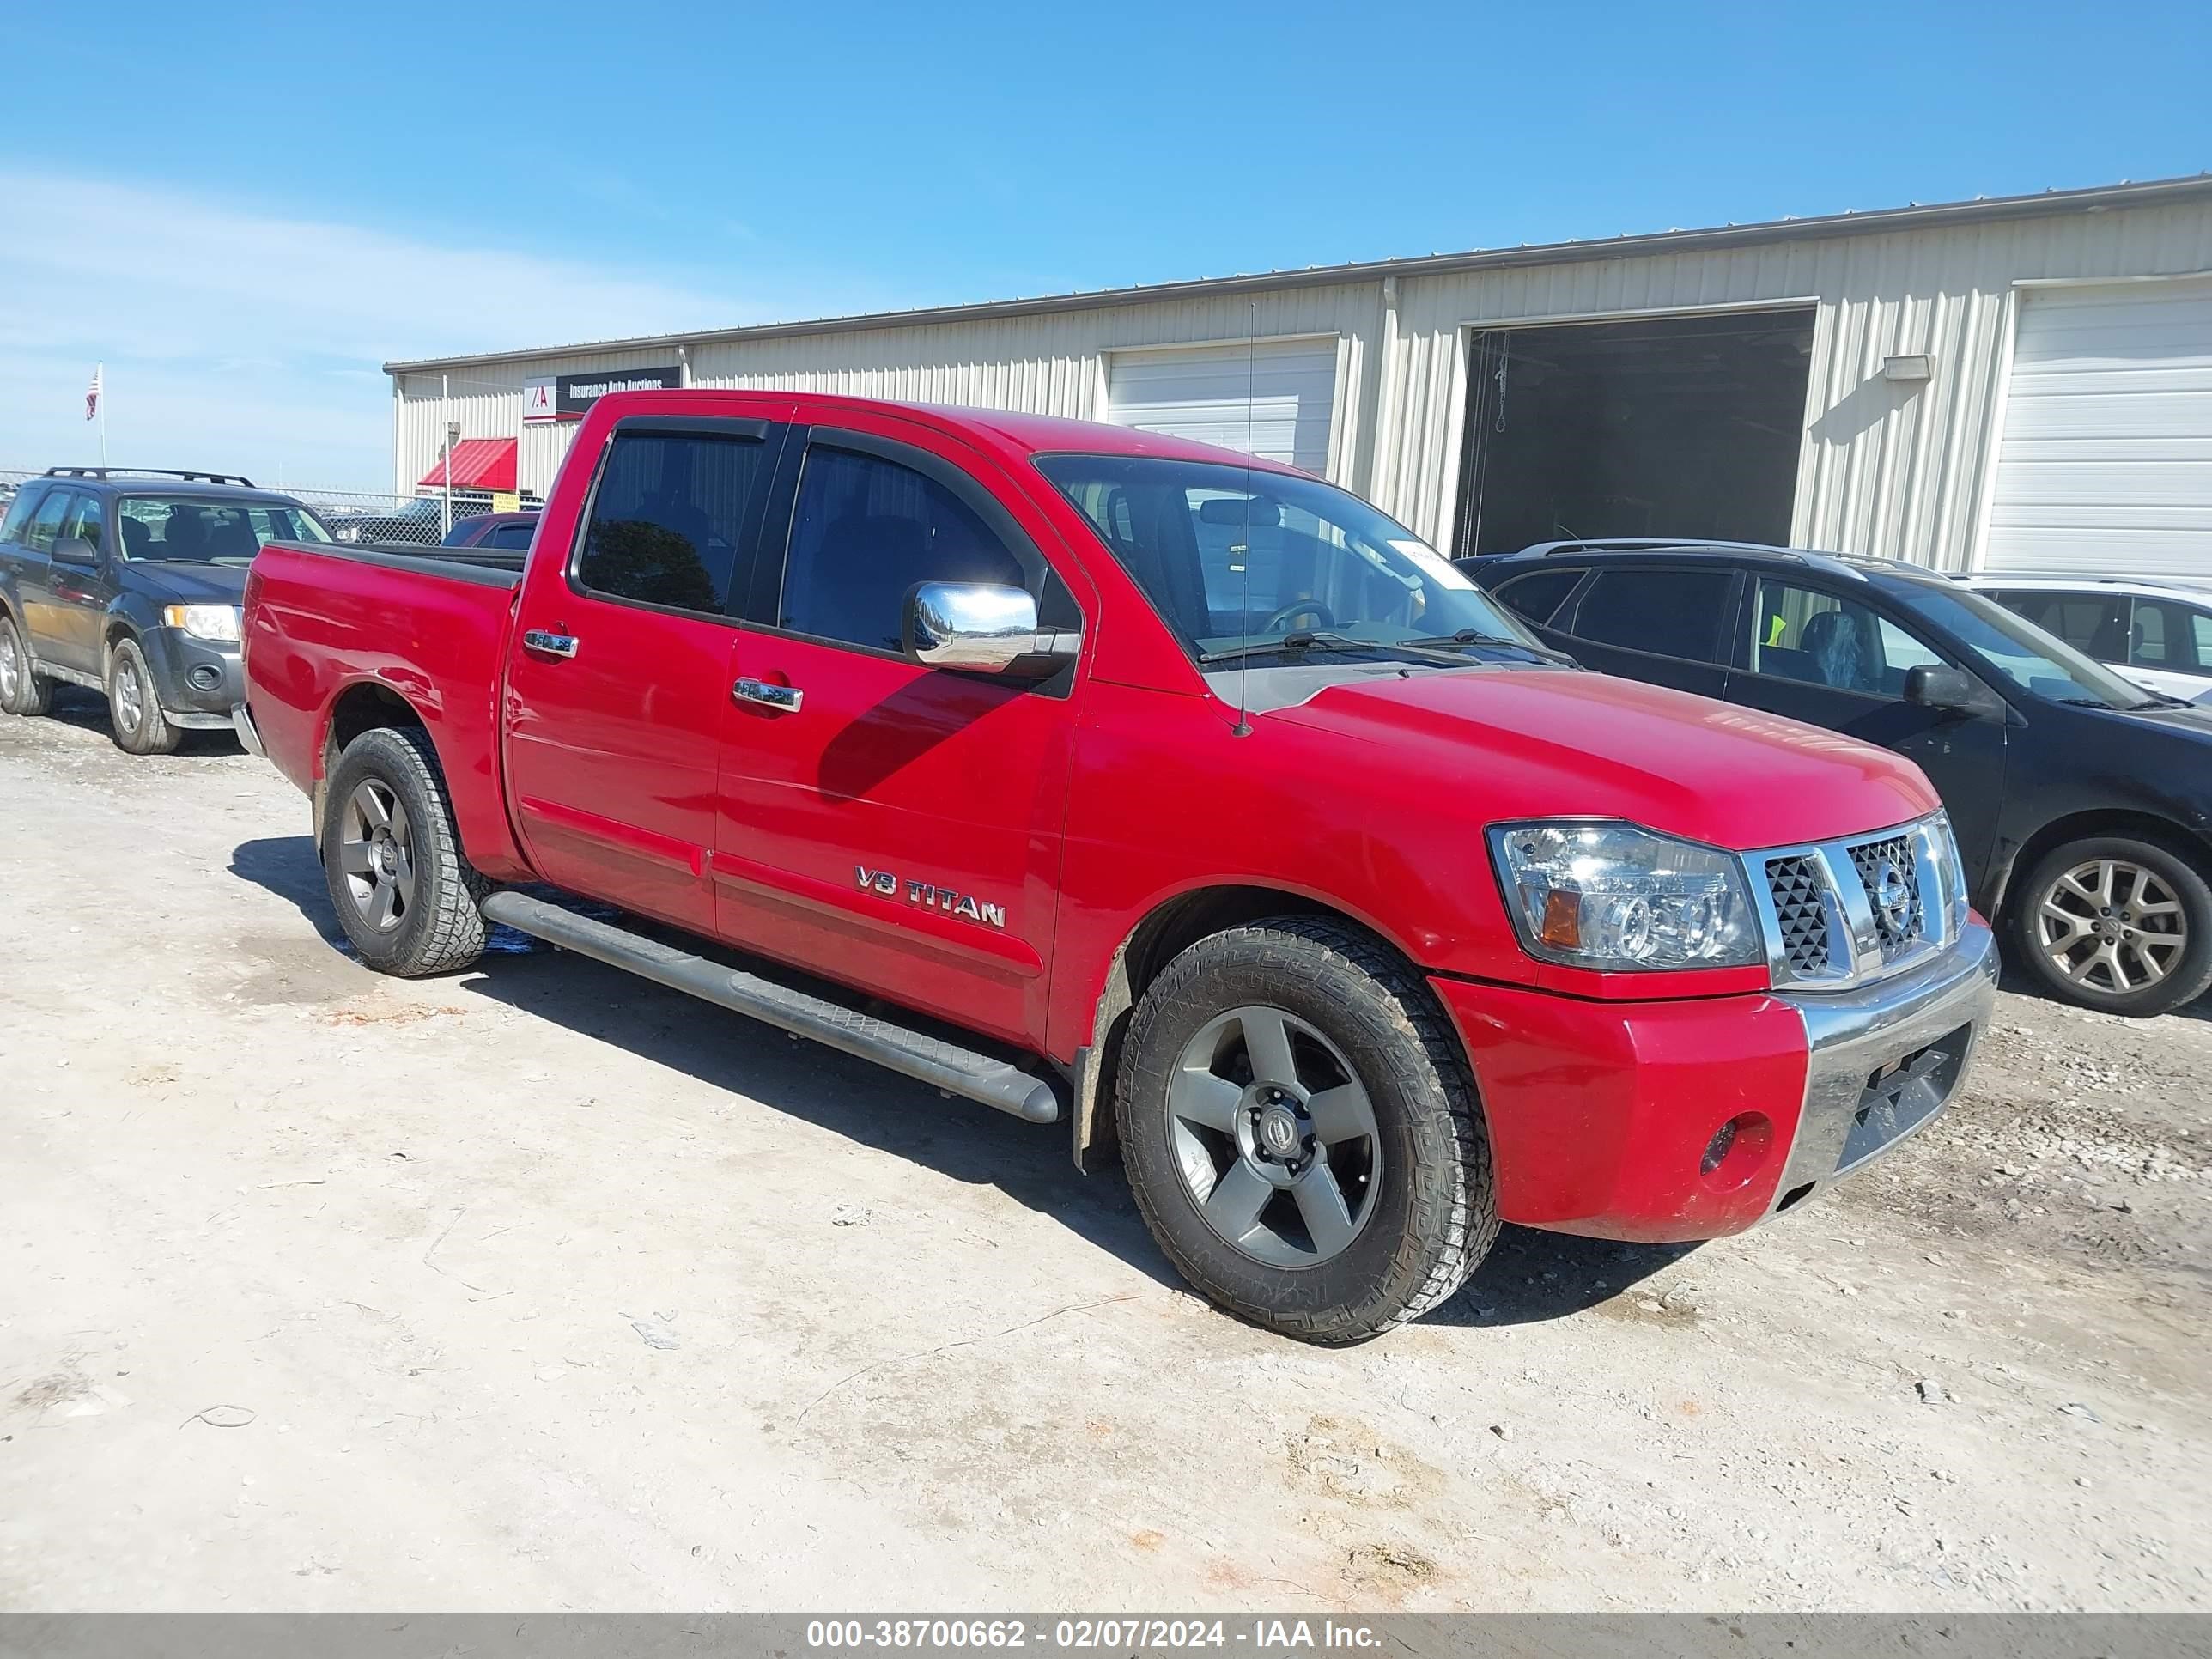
top-left (239, 390), bottom-right (1996, 1343)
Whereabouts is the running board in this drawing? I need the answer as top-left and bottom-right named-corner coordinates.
top-left (479, 890), bottom-right (1060, 1124)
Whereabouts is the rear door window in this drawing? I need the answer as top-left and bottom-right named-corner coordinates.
top-left (574, 428), bottom-right (773, 616)
top-left (1562, 567), bottom-right (1735, 664)
top-left (2, 485), bottom-right (46, 545)
top-left (1491, 568), bottom-right (1583, 626)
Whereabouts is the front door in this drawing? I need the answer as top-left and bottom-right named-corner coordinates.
top-left (504, 414), bottom-right (790, 935)
top-left (712, 417), bottom-right (1090, 1049)
top-left (1729, 575), bottom-right (2010, 884)
top-left (46, 492), bottom-right (118, 672)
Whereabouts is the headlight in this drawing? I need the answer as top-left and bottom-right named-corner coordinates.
top-left (1487, 821), bottom-right (1762, 971)
top-left (162, 604), bottom-right (241, 642)
top-left (336, 525), bottom-right (362, 542)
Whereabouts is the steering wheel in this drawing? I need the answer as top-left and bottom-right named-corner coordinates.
top-left (1261, 599), bottom-right (1336, 634)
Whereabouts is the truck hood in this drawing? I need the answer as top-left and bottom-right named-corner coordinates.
top-left (131, 562), bottom-right (251, 605)
top-left (1271, 667), bottom-right (1939, 851)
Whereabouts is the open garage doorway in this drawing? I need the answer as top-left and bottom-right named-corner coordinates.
top-left (1453, 307), bottom-right (1816, 556)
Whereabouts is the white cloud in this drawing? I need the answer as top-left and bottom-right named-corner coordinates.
top-left (0, 171), bottom-right (750, 490)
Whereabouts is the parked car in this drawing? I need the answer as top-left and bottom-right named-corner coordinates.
top-left (1474, 538), bottom-right (2212, 1016)
top-left (1964, 574), bottom-right (2212, 706)
top-left (0, 467), bottom-right (333, 754)
top-left (236, 392), bottom-right (1995, 1343)
top-left (442, 511), bottom-right (538, 551)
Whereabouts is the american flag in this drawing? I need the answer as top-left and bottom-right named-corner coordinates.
top-left (85, 363), bottom-right (103, 422)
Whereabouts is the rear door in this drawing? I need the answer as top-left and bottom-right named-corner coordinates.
top-left (1729, 575), bottom-right (2009, 878)
top-left (711, 416), bottom-right (1091, 1049)
top-left (503, 413), bottom-right (791, 935)
top-left (14, 489), bottom-right (71, 660)
top-left (1545, 561), bottom-right (1741, 698)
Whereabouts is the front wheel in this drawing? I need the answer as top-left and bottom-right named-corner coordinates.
top-left (2010, 835), bottom-right (2212, 1017)
top-left (320, 726), bottom-right (489, 976)
top-left (106, 638), bottom-right (179, 755)
top-left (1116, 917), bottom-right (1497, 1344)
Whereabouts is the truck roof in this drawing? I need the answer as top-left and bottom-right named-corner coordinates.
top-left (596, 389), bottom-right (1320, 478)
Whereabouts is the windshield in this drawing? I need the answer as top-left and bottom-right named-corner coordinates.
top-left (118, 496), bottom-right (333, 562)
top-left (1911, 584), bottom-right (2162, 708)
top-left (1034, 453), bottom-right (1540, 663)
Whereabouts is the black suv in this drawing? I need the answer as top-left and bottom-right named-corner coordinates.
top-left (0, 468), bottom-right (332, 755)
top-left (1470, 539), bottom-right (2212, 1017)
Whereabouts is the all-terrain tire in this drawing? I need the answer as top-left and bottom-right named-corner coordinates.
top-left (2008, 834), bottom-right (2212, 1018)
top-left (106, 637), bottom-right (179, 755)
top-left (0, 613), bottom-right (52, 716)
top-left (1115, 917), bottom-right (1497, 1344)
top-left (320, 726), bottom-right (489, 976)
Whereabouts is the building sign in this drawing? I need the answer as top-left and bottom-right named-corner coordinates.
top-left (554, 365), bottom-right (682, 420)
top-left (522, 377), bottom-right (558, 424)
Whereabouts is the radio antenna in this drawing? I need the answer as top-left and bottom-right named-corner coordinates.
top-left (1233, 301), bottom-right (1256, 738)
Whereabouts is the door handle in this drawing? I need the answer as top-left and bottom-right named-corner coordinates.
top-left (522, 629), bottom-right (578, 659)
top-left (732, 676), bottom-right (802, 712)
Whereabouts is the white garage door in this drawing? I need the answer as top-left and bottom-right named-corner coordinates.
top-left (1982, 277), bottom-right (2212, 576)
top-left (1106, 338), bottom-right (1338, 475)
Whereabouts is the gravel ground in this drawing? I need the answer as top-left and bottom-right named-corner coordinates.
top-left (2, 692), bottom-right (2207, 1612)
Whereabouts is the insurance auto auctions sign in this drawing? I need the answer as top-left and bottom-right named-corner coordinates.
top-left (553, 365), bottom-right (681, 419)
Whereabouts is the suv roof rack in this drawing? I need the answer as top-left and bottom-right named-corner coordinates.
top-left (44, 466), bottom-right (256, 486)
top-left (1506, 537), bottom-right (1914, 585)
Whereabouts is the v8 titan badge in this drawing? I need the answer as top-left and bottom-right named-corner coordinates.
top-left (857, 866), bottom-right (1007, 930)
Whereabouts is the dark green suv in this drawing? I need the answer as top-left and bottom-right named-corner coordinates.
top-left (0, 467), bottom-right (331, 755)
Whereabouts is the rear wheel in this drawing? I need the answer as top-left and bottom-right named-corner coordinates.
top-left (320, 726), bottom-right (489, 976)
top-left (2010, 835), bottom-right (2212, 1017)
top-left (0, 615), bottom-right (52, 716)
top-left (1116, 917), bottom-right (1496, 1344)
top-left (106, 638), bottom-right (179, 755)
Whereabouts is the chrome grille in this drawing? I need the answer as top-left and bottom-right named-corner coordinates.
top-left (1849, 833), bottom-right (1923, 960)
top-left (1750, 814), bottom-right (1960, 991)
top-left (1765, 854), bottom-right (1832, 976)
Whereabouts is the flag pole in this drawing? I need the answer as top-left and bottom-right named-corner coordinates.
top-left (100, 371), bottom-right (108, 467)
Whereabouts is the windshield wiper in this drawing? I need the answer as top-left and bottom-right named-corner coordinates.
top-left (1407, 628), bottom-right (1578, 665)
top-left (1198, 630), bottom-right (1474, 669)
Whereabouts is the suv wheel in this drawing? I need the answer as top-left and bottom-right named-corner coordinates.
top-left (0, 614), bottom-right (52, 716)
top-left (320, 726), bottom-right (489, 975)
top-left (106, 638), bottom-right (179, 755)
top-left (2011, 835), bottom-right (2212, 1017)
top-left (1116, 917), bottom-right (1497, 1344)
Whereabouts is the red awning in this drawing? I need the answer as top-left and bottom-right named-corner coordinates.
top-left (417, 437), bottom-right (517, 492)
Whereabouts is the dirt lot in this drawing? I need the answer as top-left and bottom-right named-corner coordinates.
top-left (2, 692), bottom-right (2207, 1613)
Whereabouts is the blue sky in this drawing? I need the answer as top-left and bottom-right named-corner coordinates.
top-left (3, 0), bottom-right (2207, 489)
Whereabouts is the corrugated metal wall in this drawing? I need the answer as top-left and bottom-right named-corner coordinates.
top-left (395, 195), bottom-right (2212, 571)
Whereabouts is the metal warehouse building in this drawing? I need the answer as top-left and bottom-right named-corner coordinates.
top-left (387, 174), bottom-right (2212, 575)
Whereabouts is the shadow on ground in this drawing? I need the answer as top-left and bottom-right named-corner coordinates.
top-left (43, 684), bottom-right (244, 756)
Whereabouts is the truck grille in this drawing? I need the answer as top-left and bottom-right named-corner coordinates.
top-left (1753, 816), bottom-right (1961, 990)
top-left (1849, 833), bottom-right (1923, 960)
top-left (1765, 854), bottom-right (1833, 976)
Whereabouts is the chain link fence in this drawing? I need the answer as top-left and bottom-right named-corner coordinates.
top-left (2, 468), bottom-right (534, 548)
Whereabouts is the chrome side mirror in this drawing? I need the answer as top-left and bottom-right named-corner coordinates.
top-left (903, 581), bottom-right (1076, 678)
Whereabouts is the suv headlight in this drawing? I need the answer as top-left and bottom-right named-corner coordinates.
top-left (162, 604), bottom-right (241, 642)
top-left (1487, 821), bottom-right (1762, 971)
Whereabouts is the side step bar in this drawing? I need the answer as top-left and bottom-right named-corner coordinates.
top-left (479, 890), bottom-right (1060, 1125)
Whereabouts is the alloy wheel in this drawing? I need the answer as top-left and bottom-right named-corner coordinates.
top-left (2034, 857), bottom-right (2188, 996)
top-left (114, 659), bottom-right (144, 733)
top-left (1167, 1005), bottom-right (1382, 1267)
top-left (337, 779), bottom-right (417, 933)
top-left (0, 629), bottom-right (19, 702)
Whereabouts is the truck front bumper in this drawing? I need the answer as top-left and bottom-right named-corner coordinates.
top-left (1432, 919), bottom-right (1997, 1243)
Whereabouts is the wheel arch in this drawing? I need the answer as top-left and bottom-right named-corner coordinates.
top-left (1070, 881), bottom-right (1449, 1170)
top-left (1989, 807), bottom-right (2212, 919)
top-left (314, 679), bottom-right (434, 841)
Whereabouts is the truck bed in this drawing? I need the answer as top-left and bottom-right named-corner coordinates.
top-left (243, 538), bottom-right (530, 880)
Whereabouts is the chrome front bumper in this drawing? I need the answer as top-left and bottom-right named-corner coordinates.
top-left (1767, 917), bottom-right (1998, 1214)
